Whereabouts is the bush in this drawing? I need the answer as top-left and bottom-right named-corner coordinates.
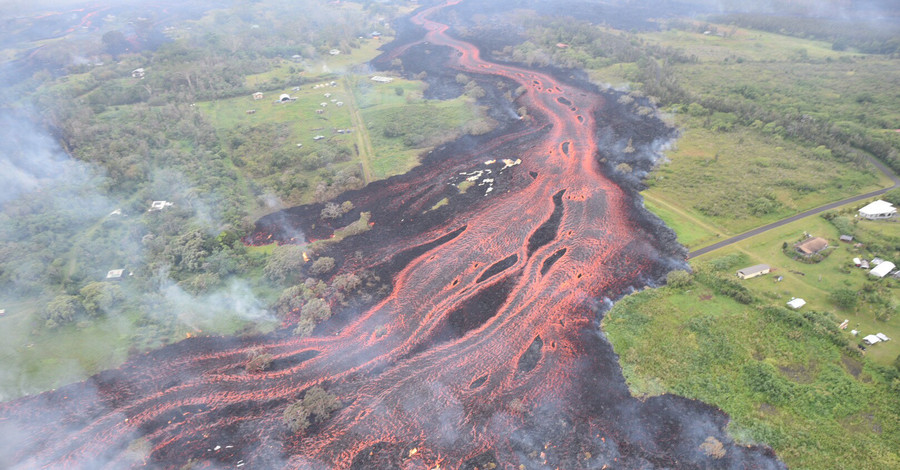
top-left (283, 386), bottom-right (341, 433)
top-left (666, 270), bottom-right (692, 288)
top-left (829, 288), bottom-right (858, 310)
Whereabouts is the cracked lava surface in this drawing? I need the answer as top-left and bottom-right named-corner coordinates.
top-left (0, 1), bottom-right (785, 469)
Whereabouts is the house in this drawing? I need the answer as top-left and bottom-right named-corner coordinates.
top-left (863, 334), bottom-right (881, 345)
top-left (131, 68), bottom-right (145, 78)
top-left (787, 298), bottom-right (806, 309)
top-left (329, 49), bottom-right (341, 55)
top-left (839, 234), bottom-right (853, 242)
top-left (858, 200), bottom-right (896, 220)
top-left (870, 261), bottom-right (896, 278)
top-left (736, 264), bottom-right (770, 280)
top-left (148, 200), bottom-right (173, 211)
top-left (106, 269), bottom-right (125, 281)
top-left (253, 92), bottom-right (264, 100)
top-left (796, 237), bottom-right (828, 256)
top-left (370, 75), bottom-right (394, 83)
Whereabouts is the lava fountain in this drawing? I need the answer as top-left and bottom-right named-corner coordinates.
top-left (0, 1), bottom-right (784, 469)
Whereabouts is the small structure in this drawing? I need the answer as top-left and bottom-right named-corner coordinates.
top-left (858, 200), bottom-right (896, 220)
top-left (787, 298), bottom-right (806, 309)
top-left (313, 135), bottom-right (325, 140)
top-left (796, 237), bottom-right (829, 256)
top-left (106, 269), bottom-right (125, 281)
top-left (860, 259), bottom-right (870, 269)
top-left (736, 264), bottom-right (770, 280)
top-left (293, 86), bottom-right (301, 91)
top-left (0, 309), bottom-right (5, 317)
top-left (291, 54), bottom-right (302, 61)
top-left (320, 102), bottom-right (328, 107)
top-left (877, 333), bottom-right (891, 342)
top-left (278, 94), bottom-right (295, 102)
top-left (253, 92), bottom-right (264, 100)
top-left (870, 261), bottom-right (896, 278)
top-left (316, 109), bottom-right (324, 114)
top-left (148, 200), bottom-right (173, 212)
top-left (839, 234), bottom-right (854, 243)
top-left (371, 75), bottom-right (394, 83)
top-left (131, 68), bottom-right (145, 78)
top-left (329, 49), bottom-right (341, 55)
top-left (324, 93), bottom-right (332, 98)
top-left (556, 43), bottom-right (570, 48)
top-left (839, 319), bottom-right (849, 330)
top-left (246, 109), bottom-right (256, 115)
top-left (336, 101), bottom-right (344, 107)
top-left (863, 334), bottom-right (882, 345)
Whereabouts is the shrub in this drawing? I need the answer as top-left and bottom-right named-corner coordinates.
top-left (666, 270), bottom-right (692, 288)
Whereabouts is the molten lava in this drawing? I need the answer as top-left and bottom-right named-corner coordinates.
top-left (0, 1), bottom-right (784, 469)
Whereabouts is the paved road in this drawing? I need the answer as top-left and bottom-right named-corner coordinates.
top-left (687, 154), bottom-right (900, 259)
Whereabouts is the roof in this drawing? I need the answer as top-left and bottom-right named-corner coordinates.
top-left (863, 334), bottom-right (881, 344)
top-left (859, 199), bottom-right (896, 216)
top-left (840, 235), bottom-right (853, 242)
top-left (870, 261), bottom-right (896, 278)
top-left (796, 237), bottom-right (828, 255)
top-left (737, 264), bottom-right (770, 276)
top-left (876, 333), bottom-right (890, 341)
top-left (106, 269), bottom-right (124, 279)
top-left (787, 298), bottom-right (806, 309)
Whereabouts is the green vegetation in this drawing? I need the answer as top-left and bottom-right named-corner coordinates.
top-left (604, 271), bottom-right (900, 469)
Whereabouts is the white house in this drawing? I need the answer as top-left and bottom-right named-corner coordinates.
top-left (787, 298), bottom-right (806, 309)
top-left (869, 261), bottom-right (896, 278)
top-left (736, 264), bottom-right (770, 280)
top-left (858, 200), bottom-right (896, 220)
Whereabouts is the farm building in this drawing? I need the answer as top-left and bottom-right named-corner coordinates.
top-left (736, 264), bottom-right (770, 279)
top-left (253, 92), bottom-right (264, 100)
top-left (796, 237), bottom-right (828, 256)
top-left (870, 261), bottom-right (896, 278)
top-left (858, 200), bottom-right (896, 220)
top-left (787, 298), bottom-right (806, 309)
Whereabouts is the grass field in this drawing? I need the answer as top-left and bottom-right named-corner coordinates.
top-left (691, 210), bottom-right (900, 365)
top-left (603, 282), bottom-right (900, 469)
top-left (643, 115), bottom-right (888, 240)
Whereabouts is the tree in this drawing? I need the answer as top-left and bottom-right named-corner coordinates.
top-left (283, 401), bottom-right (312, 433)
top-left (320, 202), bottom-right (342, 220)
top-left (830, 288), bottom-right (858, 310)
top-left (264, 245), bottom-right (306, 284)
top-left (246, 351), bottom-right (274, 373)
top-left (45, 295), bottom-right (82, 327)
top-left (302, 298), bottom-right (332, 322)
top-left (79, 282), bottom-right (123, 317)
top-left (309, 257), bottom-right (336, 276)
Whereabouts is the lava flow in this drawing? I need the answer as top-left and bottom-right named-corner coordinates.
top-left (0, 1), bottom-right (785, 469)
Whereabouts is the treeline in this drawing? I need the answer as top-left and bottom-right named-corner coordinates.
top-left (712, 13), bottom-right (900, 56)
